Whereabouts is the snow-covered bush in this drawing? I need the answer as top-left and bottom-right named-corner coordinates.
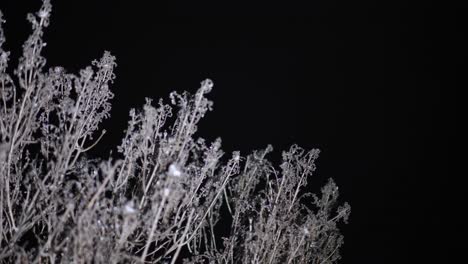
top-left (0, 1), bottom-right (350, 263)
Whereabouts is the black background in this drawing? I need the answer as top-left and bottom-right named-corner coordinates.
top-left (0, 1), bottom-right (462, 263)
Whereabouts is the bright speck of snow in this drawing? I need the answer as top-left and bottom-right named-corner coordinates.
top-left (124, 202), bottom-right (137, 214)
top-left (168, 164), bottom-right (181, 177)
top-left (164, 188), bottom-right (170, 197)
top-left (38, 10), bottom-right (49, 18)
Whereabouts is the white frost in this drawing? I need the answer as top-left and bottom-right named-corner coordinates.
top-left (233, 152), bottom-right (240, 161)
top-left (0, 52), bottom-right (8, 62)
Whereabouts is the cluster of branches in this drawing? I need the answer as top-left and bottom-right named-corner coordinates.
top-left (0, 1), bottom-right (350, 263)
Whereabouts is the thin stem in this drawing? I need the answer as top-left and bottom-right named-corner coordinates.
top-left (170, 209), bottom-right (195, 264)
top-left (287, 234), bottom-right (306, 264)
top-left (140, 193), bottom-right (168, 261)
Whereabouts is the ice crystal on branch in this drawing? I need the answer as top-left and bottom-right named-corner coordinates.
top-left (0, 1), bottom-right (350, 263)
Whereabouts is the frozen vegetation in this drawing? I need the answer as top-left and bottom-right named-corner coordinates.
top-left (0, 1), bottom-right (350, 263)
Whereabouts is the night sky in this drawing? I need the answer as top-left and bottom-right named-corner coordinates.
top-left (0, 1), bottom-right (461, 263)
